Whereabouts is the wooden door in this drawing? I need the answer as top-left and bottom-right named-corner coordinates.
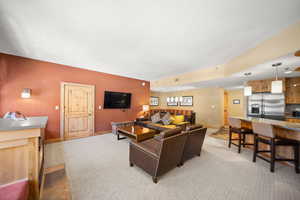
top-left (63, 83), bottom-right (95, 139)
top-left (224, 91), bottom-right (228, 126)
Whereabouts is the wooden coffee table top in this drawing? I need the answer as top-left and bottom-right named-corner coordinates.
top-left (117, 125), bottom-right (156, 142)
top-left (117, 125), bottom-right (155, 135)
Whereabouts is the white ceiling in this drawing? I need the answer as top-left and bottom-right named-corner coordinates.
top-left (152, 53), bottom-right (300, 92)
top-left (0, 0), bottom-right (300, 80)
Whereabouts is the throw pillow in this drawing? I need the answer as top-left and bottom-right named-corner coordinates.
top-left (170, 115), bottom-right (175, 122)
top-left (151, 112), bottom-right (161, 123)
top-left (173, 115), bottom-right (185, 124)
top-left (161, 112), bottom-right (172, 125)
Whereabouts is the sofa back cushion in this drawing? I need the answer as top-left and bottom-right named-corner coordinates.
top-left (161, 112), bottom-right (172, 125)
top-left (150, 109), bottom-right (193, 116)
top-left (155, 127), bottom-right (182, 140)
top-left (181, 127), bottom-right (207, 163)
top-left (173, 115), bottom-right (184, 124)
top-left (157, 130), bottom-right (187, 176)
top-left (151, 112), bottom-right (161, 123)
top-left (150, 109), bottom-right (196, 124)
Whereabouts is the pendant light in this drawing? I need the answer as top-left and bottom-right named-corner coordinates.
top-left (271, 63), bottom-right (283, 94)
top-left (244, 86), bottom-right (252, 96)
top-left (244, 72), bottom-right (252, 96)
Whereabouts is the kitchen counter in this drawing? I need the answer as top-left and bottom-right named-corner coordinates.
top-left (285, 115), bottom-right (300, 119)
top-left (231, 116), bottom-right (300, 171)
top-left (0, 116), bottom-right (48, 199)
top-left (232, 116), bottom-right (300, 132)
top-left (0, 116), bottom-right (48, 131)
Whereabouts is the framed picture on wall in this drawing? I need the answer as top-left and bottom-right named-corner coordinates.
top-left (167, 101), bottom-right (178, 106)
top-left (233, 99), bottom-right (240, 104)
top-left (150, 96), bottom-right (159, 106)
top-left (180, 96), bottom-right (193, 106)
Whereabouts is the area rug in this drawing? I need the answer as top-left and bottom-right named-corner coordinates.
top-left (45, 132), bottom-right (300, 200)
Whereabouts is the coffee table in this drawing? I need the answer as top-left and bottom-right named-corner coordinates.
top-left (116, 125), bottom-right (157, 142)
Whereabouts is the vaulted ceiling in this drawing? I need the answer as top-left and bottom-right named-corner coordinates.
top-left (1, 0), bottom-right (300, 81)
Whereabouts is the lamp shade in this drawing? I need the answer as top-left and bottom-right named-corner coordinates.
top-left (271, 80), bottom-right (283, 93)
top-left (21, 88), bottom-right (31, 98)
top-left (244, 86), bottom-right (252, 96)
top-left (142, 105), bottom-right (149, 112)
top-left (167, 97), bottom-right (170, 102)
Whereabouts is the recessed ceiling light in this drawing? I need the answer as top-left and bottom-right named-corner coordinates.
top-left (284, 67), bottom-right (293, 74)
top-left (272, 62), bottom-right (282, 67)
top-left (284, 70), bottom-right (293, 74)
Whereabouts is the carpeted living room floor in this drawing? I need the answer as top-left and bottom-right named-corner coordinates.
top-left (45, 129), bottom-right (300, 200)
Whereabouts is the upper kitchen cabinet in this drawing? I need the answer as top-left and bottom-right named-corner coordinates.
top-left (286, 77), bottom-right (300, 104)
top-left (247, 78), bottom-right (285, 93)
top-left (247, 80), bottom-right (262, 93)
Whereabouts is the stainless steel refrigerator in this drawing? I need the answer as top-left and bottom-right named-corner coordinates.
top-left (247, 93), bottom-right (285, 120)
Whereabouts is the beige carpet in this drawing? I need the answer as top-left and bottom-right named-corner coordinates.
top-left (45, 130), bottom-right (300, 200)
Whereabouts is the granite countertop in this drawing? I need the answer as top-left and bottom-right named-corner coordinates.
top-left (285, 115), bottom-right (300, 119)
top-left (231, 116), bottom-right (300, 132)
top-left (0, 116), bottom-right (48, 131)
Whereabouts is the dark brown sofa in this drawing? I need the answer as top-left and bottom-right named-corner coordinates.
top-left (129, 127), bottom-right (187, 183)
top-left (181, 125), bottom-right (207, 165)
top-left (136, 109), bottom-right (196, 132)
top-left (149, 109), bottom-right (196, 124)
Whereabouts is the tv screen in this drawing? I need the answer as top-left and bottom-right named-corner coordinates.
top-left (104, 91), bottom-right (131, 109)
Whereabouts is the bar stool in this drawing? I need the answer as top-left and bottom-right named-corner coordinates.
top-left (252, 122), bottom-right (299, 173)
top-left (228, 118), bottom-right (254, 153)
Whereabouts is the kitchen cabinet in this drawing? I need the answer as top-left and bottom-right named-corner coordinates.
top-left (247, 80), bottom-right (263, 93)
top-left (285, 77), bottom-right (300, 104)
top-left (247, 78), bottom-right (285, 93)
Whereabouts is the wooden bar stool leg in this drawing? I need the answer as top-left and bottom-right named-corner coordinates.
top-left (242, 133), bottom-right (246, 147)
top-left (294, 144), bottom-right (299, 174)
top-left (270, 138), bottom-right (276, 173)
top-left (228, 128), bottom-right (232, 148)
top-left (238, 132), bottom-right (242, 153)
top-left (253, 134), bottom-right (258, 162)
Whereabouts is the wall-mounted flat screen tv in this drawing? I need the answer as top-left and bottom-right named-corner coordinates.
top-left (104, 91), bottom-right (131, 109)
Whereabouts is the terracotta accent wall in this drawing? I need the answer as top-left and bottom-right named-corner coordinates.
top-left (151, 87), bottom-right (224, 128)
top-left (0, 53), bottom-right (150, 139)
